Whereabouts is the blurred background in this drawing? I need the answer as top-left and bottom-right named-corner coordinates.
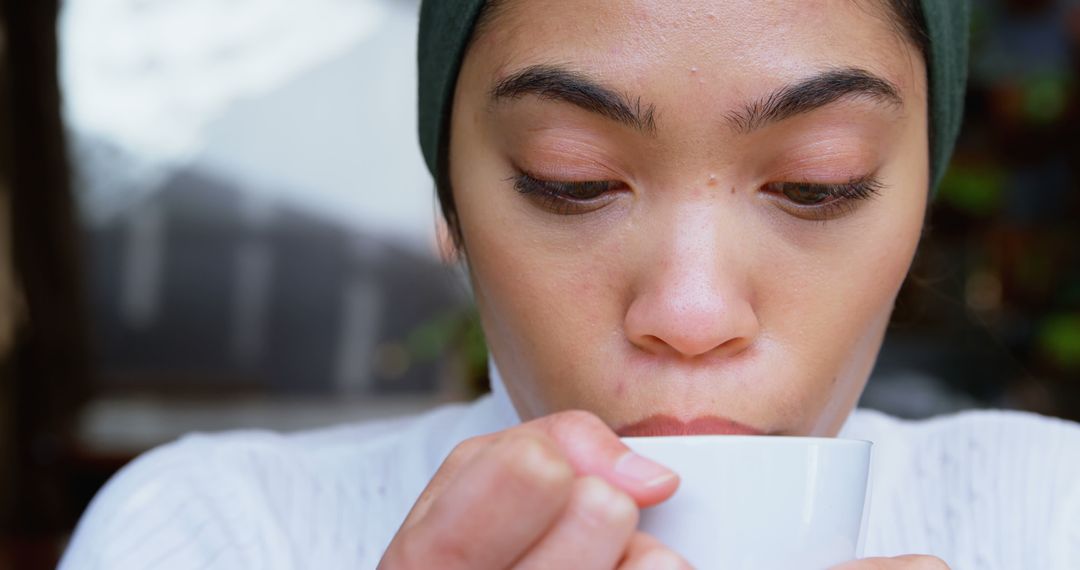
top-left (0, 0), bottom-right (1077, 567)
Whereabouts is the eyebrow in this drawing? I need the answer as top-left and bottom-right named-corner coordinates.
top-left (489, 64), bottom-right (657, 135)
top-left (726, 67), bottom-right (904, 133)
top-left (488, 64), bottom-right (902, 136)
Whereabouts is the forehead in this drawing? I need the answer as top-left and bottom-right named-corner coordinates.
top-left (468, 0), bottom-right (921, 100)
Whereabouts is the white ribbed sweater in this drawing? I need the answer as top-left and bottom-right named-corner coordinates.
top-left (61, 373), bottom-right (1080, 569)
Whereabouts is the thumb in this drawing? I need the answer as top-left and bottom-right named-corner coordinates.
top-left (525, 410), bottom-right (680, 507)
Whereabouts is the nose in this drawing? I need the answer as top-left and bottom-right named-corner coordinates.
top-left (623, 207), bottom-right (760, 360)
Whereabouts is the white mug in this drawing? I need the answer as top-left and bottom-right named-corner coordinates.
top-left (622, 435), bottom-right (872, 570)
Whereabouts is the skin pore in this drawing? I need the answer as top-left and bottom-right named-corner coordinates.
top-left (447, 0), bottom-right (930, 437)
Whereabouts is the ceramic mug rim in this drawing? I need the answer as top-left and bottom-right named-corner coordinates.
top-left (620, 435), bottom-right (872, 447)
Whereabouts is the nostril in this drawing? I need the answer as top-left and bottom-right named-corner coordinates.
top-left (713, 335), bottom-right (753, 357)
top-left (630, 334), bottom-right (671, 356)
top-left (633, 332), bottom-right (751, 360)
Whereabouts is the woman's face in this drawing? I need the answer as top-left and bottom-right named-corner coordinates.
top-left (449, 0), bottom-right (928, 436)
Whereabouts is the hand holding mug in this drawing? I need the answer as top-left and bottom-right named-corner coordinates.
top-left (379, 410), bottom-right (690, 569)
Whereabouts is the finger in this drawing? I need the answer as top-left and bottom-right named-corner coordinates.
top-left (397, 433), bottom-right (494, 529)
top-left (525, 410), bottom-right (680, 507)
top-left (830, 555), bottom-right (951, 569)
top-left (382, 431), bottom-right (573, 570)
top-left (891, 555), bottom-right (950, 569)
top-left (513, 476), bottom-right (639, 570)
top-left (617, 532), bottom-right (692, 570)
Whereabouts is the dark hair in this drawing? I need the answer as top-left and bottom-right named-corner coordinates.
top-left (436, 0), bottom-right (929, 247)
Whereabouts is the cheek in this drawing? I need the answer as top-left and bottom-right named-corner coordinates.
top-left (470, 226), bottom-right (625, 345)
top-left (471, 246), bottom-right (627, 415)
top-left (453, 173), bottom-right (632, 413)
top-left (757, 186), bottom-right (924, 432)
top-left (760, 216), bottom-right (918, 344)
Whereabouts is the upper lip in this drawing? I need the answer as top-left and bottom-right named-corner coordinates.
top-left (615, 414), bottom-right (767, 437)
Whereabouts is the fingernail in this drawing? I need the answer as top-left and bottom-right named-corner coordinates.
top-left (640, 548), bottom-right (689, 570)
top-left (615, 451), bottom-right (677, 487)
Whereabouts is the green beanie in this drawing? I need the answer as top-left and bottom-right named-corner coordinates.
top-left (418, 0), bottom-right (970, 194)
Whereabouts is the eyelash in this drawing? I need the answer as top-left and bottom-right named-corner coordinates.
top-left (511, 170), bottom-right (883, 220)
top-left (511, 172), bottom-right (624, 215)
top-left (762, 176), bottom-right (884, 221)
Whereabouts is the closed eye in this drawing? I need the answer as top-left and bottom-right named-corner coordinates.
top-left (509, 171), bottom-right (883, 220)
top-left (511, 171), bottom-right (625, 215)
top-left (762, 175), bottom-right (884, 221)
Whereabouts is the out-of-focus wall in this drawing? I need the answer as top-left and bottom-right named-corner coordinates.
top-left (0, 12), bottom-right (15, 356)
top-left (0, 13), bottom-right (16, 569)
top-left (61, 0), bottom-right (471, 404)
top-left (2, 1), bottom-right (91, 566)
top-left (0, 191), bottom-right (19, 357)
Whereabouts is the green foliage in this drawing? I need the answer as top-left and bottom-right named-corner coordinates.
top-left (937, 164), bottom-right (1005, 217)
top-left (1022, 75), bottom-right (1071, 125)
top-left (1038, 314), bottom-right (1080, 370)
top-left (406, 305), bottom-right (488, 372)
